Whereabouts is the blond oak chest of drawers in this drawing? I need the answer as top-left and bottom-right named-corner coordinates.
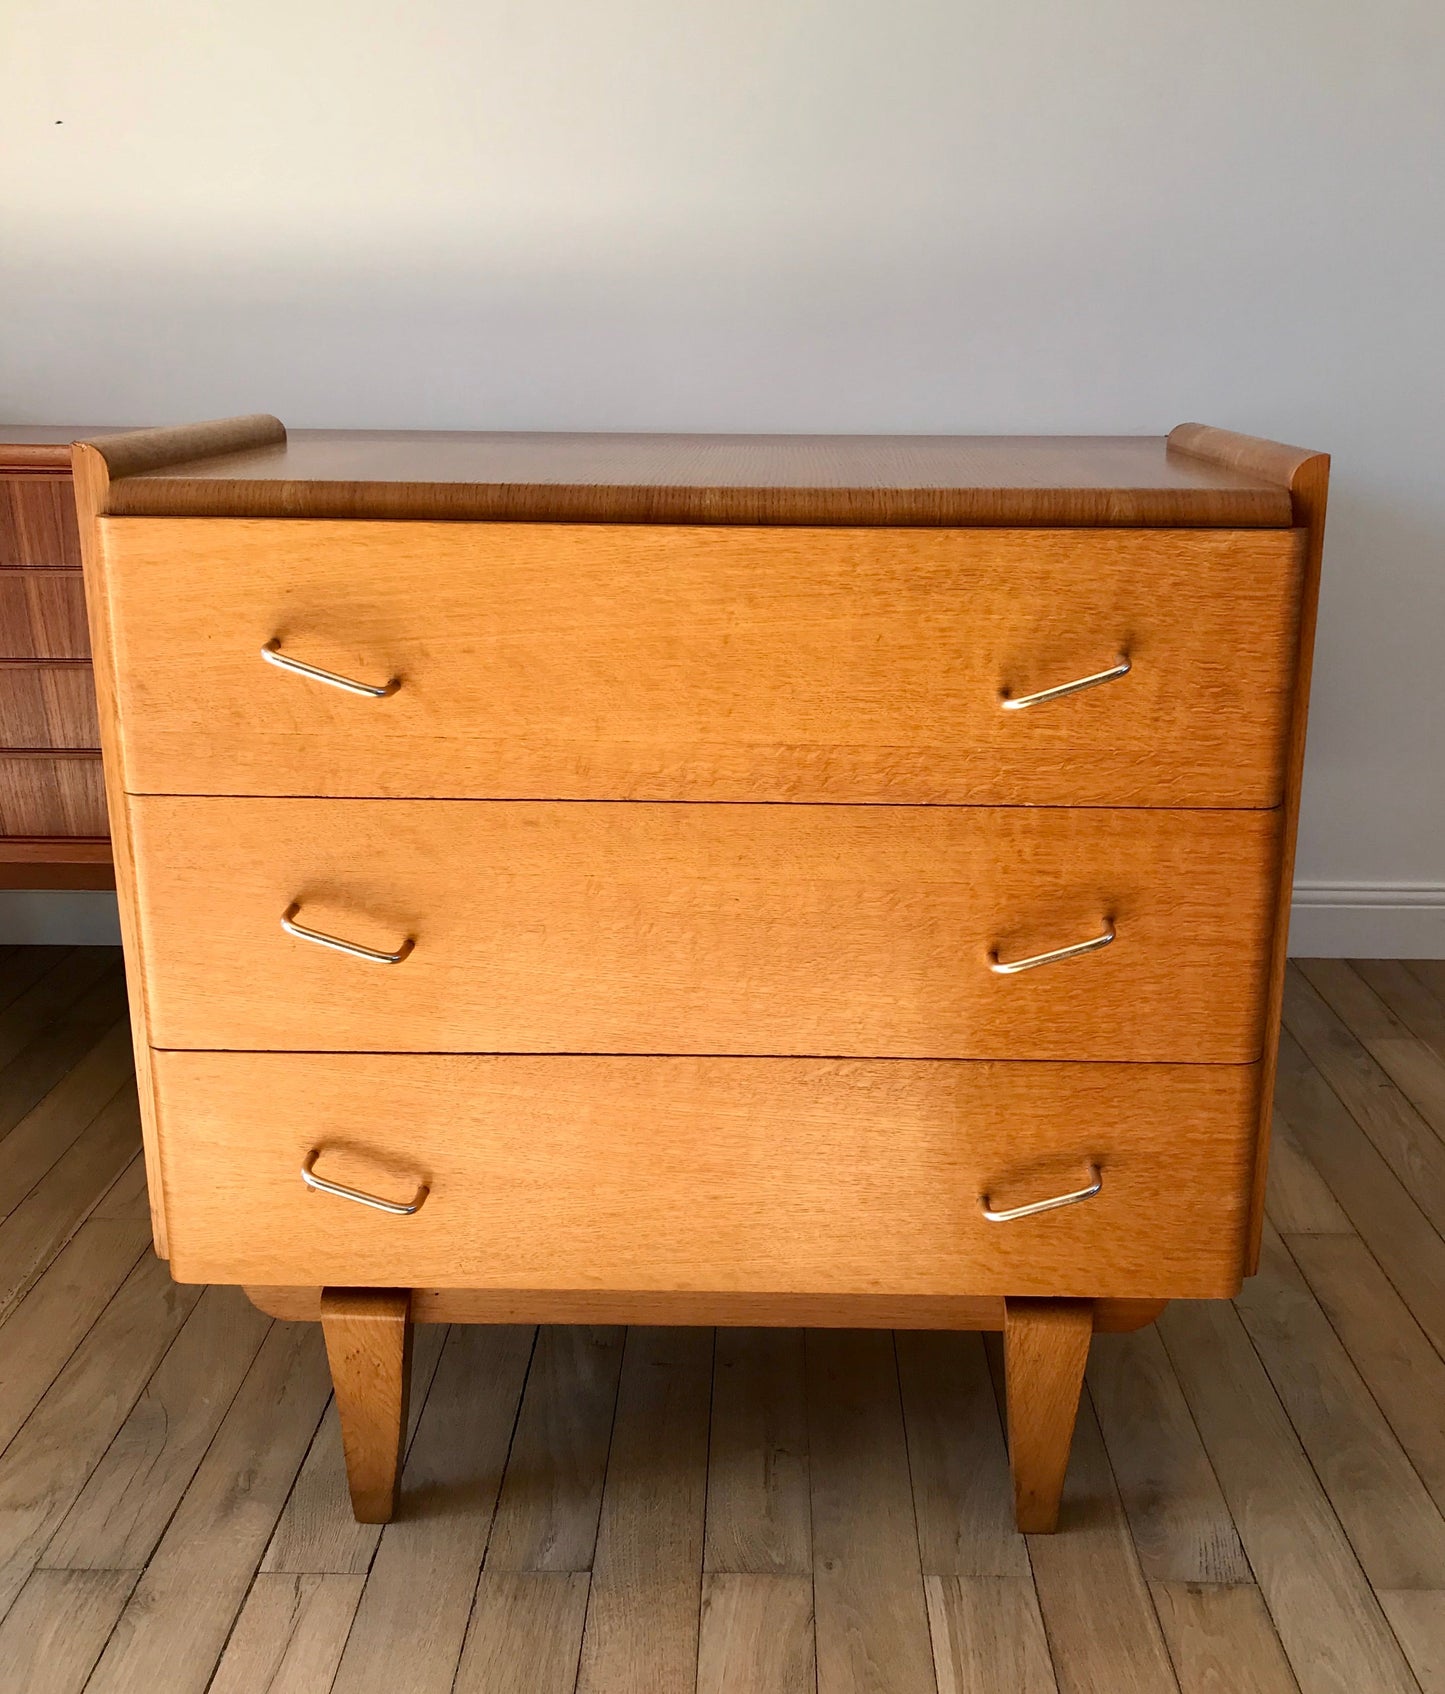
top-left (76, 415), bottom-right (1328, 1533)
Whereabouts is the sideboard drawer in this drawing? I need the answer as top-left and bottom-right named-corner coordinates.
top-left (153, 1050), bottom-right (1259, 1298)
top-left (131, 795), bottom-right (1280, 1060)
top-left (99, 518), bottom-right (1302, 806)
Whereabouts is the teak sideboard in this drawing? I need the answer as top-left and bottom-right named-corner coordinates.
top-left (73, 415), bottom-right (1328, 1533)
top-left (0, 429), bottom-right (114, 888)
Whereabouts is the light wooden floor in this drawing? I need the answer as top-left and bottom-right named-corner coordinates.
top-left (4, 949), bottom-right (1445, 1692)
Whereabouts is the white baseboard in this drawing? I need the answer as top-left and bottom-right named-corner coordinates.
top-left (1287, 882), bottom-right (1445, 958)
top-left (0, 884), bottom-right (1442, 959)
top-left (0, 891), bottom-right (123, 946)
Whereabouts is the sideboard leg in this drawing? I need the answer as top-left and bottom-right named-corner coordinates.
top-left (1003, 1296), bottom-right (1093, 1533)
top-left (320, 1287), bottom-right (413, 1524)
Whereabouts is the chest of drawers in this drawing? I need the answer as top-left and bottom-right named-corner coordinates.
top-left (75, 415), bottom-right (1327, 1533)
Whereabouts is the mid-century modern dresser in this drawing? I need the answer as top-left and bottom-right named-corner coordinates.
top-left (74, 415), bottom-right (1327, 1532)
top-left (0, 428), bottom-right (114, 888)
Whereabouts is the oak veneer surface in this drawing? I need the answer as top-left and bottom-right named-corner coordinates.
top-left (103, 430), bottom-right (1297, 526)
top-left (130, 795), bottom-right (1280, 1061)
top-left (99, 519), bottom-right (1302, 806)
top-left (151, 1050), bottom-right (1259, 1298)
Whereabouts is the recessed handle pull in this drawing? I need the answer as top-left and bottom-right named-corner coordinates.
top-left (1000, 655), bottom-right (1130, 710)
top-left (981, 1164), bottom-right (1102, 1223)
top-left (302, 1149), bottom-right (428, 1216)
top-left (281, 903), bottom-right (414, 964)
top-left (262, 639), bottom-right (399, 698)
top-left (989, 924), bottom-right (1114, 975)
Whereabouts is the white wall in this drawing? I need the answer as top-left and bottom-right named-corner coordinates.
top-left (3, 1), bottom-right (1443, 952)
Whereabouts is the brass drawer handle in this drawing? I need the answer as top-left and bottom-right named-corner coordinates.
top-left (1000, 655), bottom-right (1130, 710)
top-left (262, 639), bottom-right (399, 698)
top-left (981, 1164), bottom-right (1102, 1223)
top-left (281, 903), bottom-right (414, 964)
top-left (989, 924), bottom-right (1114, 975)
top-left (302, 1149), bottom-right (429, 1216)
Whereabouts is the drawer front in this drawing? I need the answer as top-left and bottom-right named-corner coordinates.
top-left (132, 796), bottom-right (1279, 1060)
top-left (0, 477), bottom-right (81, 570)
top-left (0, 573), bottom-right (91, 658)
top-left (99, 519), bottom-right (1302, 806)
top-left (0, 754), bottom-right (108, 835)
top-left (154, 1051), bottom-right (1258, 1298)
top-left (0, 666), bottom-right (101, 748)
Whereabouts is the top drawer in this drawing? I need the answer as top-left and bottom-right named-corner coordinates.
top-left (97, 519), bottom-right (1303, 806)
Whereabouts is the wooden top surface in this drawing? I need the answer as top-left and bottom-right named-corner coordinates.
top-left (94, 427), bottom-right (1297, 527)
top-left (1, 426), bottom-right (120, 473)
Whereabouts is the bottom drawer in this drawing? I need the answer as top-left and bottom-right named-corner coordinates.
top-left (154, 1053), bottom-right (1260, 1299)
top-left (0, 753), bottom-right (108, 835)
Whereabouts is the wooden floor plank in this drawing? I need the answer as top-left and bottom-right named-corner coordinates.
top-left (1088, 1325), bottom-right (1251, 1584)
top-left (84, 1320), bottom-right (332, 1694)
top-left (0, 944), bottom-right (73, 1016)
top-left (1408, 962), bottom-right (1445, 1019)
top-left (0, 1021), bottom-right (132, 1225)
top-left (925, 1574), bottom-right (1056, 1694)
top-left (1234, 1224), bottom-right (1445, 1590)
top-left (455, 1572), bottom-right (591, 1694)
top-left (88, 1153), bottom-right (151, 1223)
top-left (898, 1329), bottom-right (1029, 1579)
top-left (0, 948), bottom-right (113, 1072)
top-left (1302, 958), bottom-right (1445, 1142)
top-left (330, 1323), bottom-right (535, 1694)
top-left (487, 1324), bottom-right (626, 1574)
top-left (1150, 1582), bottom-right (1300, 1694)
top-left (0, 1567), bottom-right (138, 1694)
top-left (1287, 1231), bottom-right (1445, 1520)
top-left (698, 1572), bottom-right (815, 1694)
top-left (207, 1571), bottom-right (365, 1694)
top-left (0, 1219), bottom-right (149, 1455)
top-left (807, 1329), bottom-right (937, 1694)
top-left (44, 1284), bottom-right (272, 1571)
top-left (0, 1084), bottom-right (142, 1317)
top-left (1025, 1394), bottom-right (1180, 1694)
top-left (1285, 968), bottom-right (1445, 1235)
top-left (262, 1320), bottom-right (447, 1576)
top-left (576, 1326), bottom-right (713, 1694)
top-left (0, 1250), bottom-right (200, 1621)
top-left (1264, 1103), bottom-right (1355, 1237)
top-left (1159, 1298), bottom-right (1417, 1694)
top-left (1358, 961), bottom-right (1445, 1067)
top-left (1275, 1025), bottom-right (1445, 1360)
top-left (705, 1328), bottom-right (810, 1576)
top-left (1377, 1590), bottom-right (1445, 1694)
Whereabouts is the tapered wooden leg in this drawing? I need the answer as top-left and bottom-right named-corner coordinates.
top-left (1003, 1296), bottom-right (1094, 1533)
top-left (320, 1287), bottom-right (413, 1523)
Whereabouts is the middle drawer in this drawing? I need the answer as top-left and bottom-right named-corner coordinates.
top-left (132, 797), bottom-right (1278, 1059)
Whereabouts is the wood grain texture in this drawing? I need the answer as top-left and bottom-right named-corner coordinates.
top-left (574, 1327), bottom-right (712, 1694)
top-left (1169, 426), bottom-right (1330, 1275)
top-left (207, 1572), bottom-right (364, 1694)
top-left (806, 1329), bottom-right (936, 1694)
top-left (705, 1329), bottom-right (811, 1575)
top-left (0, 476), bottom-right (80, 568)
top-left (319, 1287), bottom-right (413, 1524)
top-left (243, 1282), bottom-right (1167, 1331)
top-left (0, 1568), bottom-right (138, 1694)
top-left (1003, 1298), bottom-right (1093, 1533)
top-left (71, 442), bottom-right (164, 1255)
top-left (1149, 1582), bottom-right (1299, 1694)
top-left (152, 1051), bottom-right (1260, 1298)
top-left (697, 1572), bottom-right (816, 1694)
top-left (94, 426), bottom-right (1296, 526)
top-left (0, 573), bottom-right (90, 657)
top-left (131, 796), bottom-right (1281, 1061)
top-left (925, 1575), bottom-right (1057, 1694)
top-left (99, 518), bottom-right (1302, 807)
top-left (0, 665), bottom-right (100, 748)
top-left (0, 754), bottom-right (107, 835)
top-left (454, 1573), bottom-right (590, 1694)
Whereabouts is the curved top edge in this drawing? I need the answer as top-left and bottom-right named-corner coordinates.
top-left (82, 415), bottom-right (286, 485)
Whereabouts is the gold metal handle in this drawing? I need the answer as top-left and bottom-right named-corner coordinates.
top-left (281, 903), bottom-right (414, 964)
top-left (301, 1149), bottom-right (428, 1216)
top-left (1000, 655), bottom-right (1130, 710)
top-left (989, 924), bottom-right (1114, 975)
top-left (262, 639), bottom-right (399, 698)
top-left (981, 1164), bottom-right (1102, 1223)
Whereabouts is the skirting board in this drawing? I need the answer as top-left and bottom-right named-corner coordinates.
top-left (0, 887), bottom-right (1442, 958)
top-left (1288, 883), bottom-right (1445, 958)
